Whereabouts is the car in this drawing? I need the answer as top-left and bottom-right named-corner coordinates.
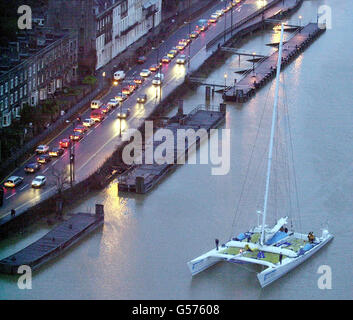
top-left (31, 175), bottom-right (47, 188)
top-left (161, 56), bottom-right (171, 63)
top-left (134, 76), bottom-right (144, 84)
top-left (4, 176), bottom-right (24, 188)
top-left (176, 54), bottom-right (187, 64)
top-left (197, 19), bottom-right (209, 31)
top-left (176, 43), bottom-right (186, 51)
top-left (70, 132), bottom-right (84, 141)
top-left (137, 56), bottom-right (146, 64)
top-left (140, 69), bottom-right (151, 77)
top-left (107, 99), bottom-right (119, 108)
top-left (215, 10), bottom-right (224, 17)
top-left (117, 108), bottom-right (131, 119)
top-left (122, 87), bottom-right (131, 95)
top-left (209, 14), bottom-right (218, 23)
top-left (49, 147), bottom-right (64, 157)
top-left (24, 162), bottom-right (41, 173)
top-left (74, 125), bottom-right (87, 133)
top-left (115, 92), bottom-right (127, 102)
top-left (59, 138), bottom-right (71, 148)
top-left (101, 105), bottom-right (110, 114)
top-left (167, 49), bottom-right (178, 58)
top-left (137, 94), bottom-right (147, 103)
top-left (149, 64), bottom-right (160, 72)
top-left (152, 73), bottom-right (164, 85)
top-left (90, 109), bottom-right (105, 122)
top-left (35, 145), bottom-right (49, 154)
top-left (37, 154), bottom-right (51, 164)
top-left (190, 31), bottom-right (199, 38)
top-left (82, 118), bottom-right (95, 127)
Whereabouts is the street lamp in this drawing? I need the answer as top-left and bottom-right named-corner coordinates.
top-left (252, 52), bottom-right (256, 73)
top-left (224, 73), bottom-right (228, 88)
top-left (299, 15), bottom-right (302, 27)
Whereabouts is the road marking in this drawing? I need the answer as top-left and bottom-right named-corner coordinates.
top-left (86, 130), bottom-right (92, 136)
top-left (43, 167), bottom-right (49, 173)
top-left (6, 193), bottom-right (16, 200)
top-left (20, 184), bottom-right (29, 191)
top-left (52, 159), bottom-right (60, 166)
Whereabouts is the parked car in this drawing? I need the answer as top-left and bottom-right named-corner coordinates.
top-left (59, 138), bottom-right (71, 148)
top-left (176, 55), bottom-right (188, 64)
top-left (49, 147), bottom-right (64, 157)
top-left (35, 145), bottom-right (49, 154)
top-left (37, 154), bottom-right (51, 164)
top-left (140, 69), bottom-right (151, 77)
top-left (117, 108), bottom-right (131, 119)
top-left (82, 118), bottom-right (95, 127)
top-left (24, 162), bottom-right (41, 173)
top-left (31, 175), bottom-right (46, 188)
top-left (137, 56), bottom-right (147, 64)
top-left (70, 132), bottom-right (84, 141)
top-left (4, 176), bottom-right (24, 188)
top-left (137, 94), bottom-right (147, 103)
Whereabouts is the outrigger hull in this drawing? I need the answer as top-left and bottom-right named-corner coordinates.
top-left (257, 234), bottom-right (333, 288)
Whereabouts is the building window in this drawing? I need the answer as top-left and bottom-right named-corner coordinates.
top-left (10, 94), bottom-right (13, 105)
top-left (24, 85), bottom-right (27, 96)
top-left (15, 76), bottom-right (18, 87)
top-left (0, 85), bottom-right (3, 96)
top-left (10, 79), bottom-right (14, 89)
top-left (15, 91), bottom-right (18, 102)
top-left (5, 82), bottom-right (8, 93)
top-left (5, 97), bottom-right (8, 108)
top-left (33, 64), bottom-right (36, 74)
top-left (0, 100), bottom-right (3, 111)
top-left (29, 67), bottom-right (32, 77)
top-left (20, 87), bottom-right (23, 98)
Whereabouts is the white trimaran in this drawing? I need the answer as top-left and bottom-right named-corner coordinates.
top-left (187, 24), bottom-right (333, 288)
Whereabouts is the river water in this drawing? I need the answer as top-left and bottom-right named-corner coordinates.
top-left (1, 0), bottom-right (352, 299)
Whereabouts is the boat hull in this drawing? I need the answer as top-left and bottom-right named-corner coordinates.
top-left (187, 252), bottom-right (223, 276)
top-left (257, 235), bottom-right (333, 288)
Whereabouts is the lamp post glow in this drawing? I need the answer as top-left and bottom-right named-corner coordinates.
top-left (252, 52), bottom-right (256, 73)
top-left (224, 73), bottom-right (228, 88)
top-left (299, 15), bottom-right (302, 27)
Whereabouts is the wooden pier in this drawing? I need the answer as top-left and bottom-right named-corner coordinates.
top-left (223, 23), bottom-right (326, 102)
top-left (117, 105), bottom-right (226, 194)
top-left (0, 205), bottom-right (104, 275)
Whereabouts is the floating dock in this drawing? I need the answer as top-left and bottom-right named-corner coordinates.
top-left (223, 23), bottom-right (326, 102)
top-left (0, 205), bottom-right (104, 275)
top-left (117, 105), bottom-right (226, 194)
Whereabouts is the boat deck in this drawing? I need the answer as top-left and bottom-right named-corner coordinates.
top-left (221, 232), bottom-right (307, 265)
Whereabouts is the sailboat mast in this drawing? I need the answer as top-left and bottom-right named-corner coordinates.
top-left (260, 23), bottom-right (285, 246)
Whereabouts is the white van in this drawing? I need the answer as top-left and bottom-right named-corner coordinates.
top-left (113, 70), bottom-right (126, 81)
top-left (91, 100), bottom-right (102, 109)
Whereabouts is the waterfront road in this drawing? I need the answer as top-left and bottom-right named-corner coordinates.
top-left (0, 0), bottom-right (283, 219)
